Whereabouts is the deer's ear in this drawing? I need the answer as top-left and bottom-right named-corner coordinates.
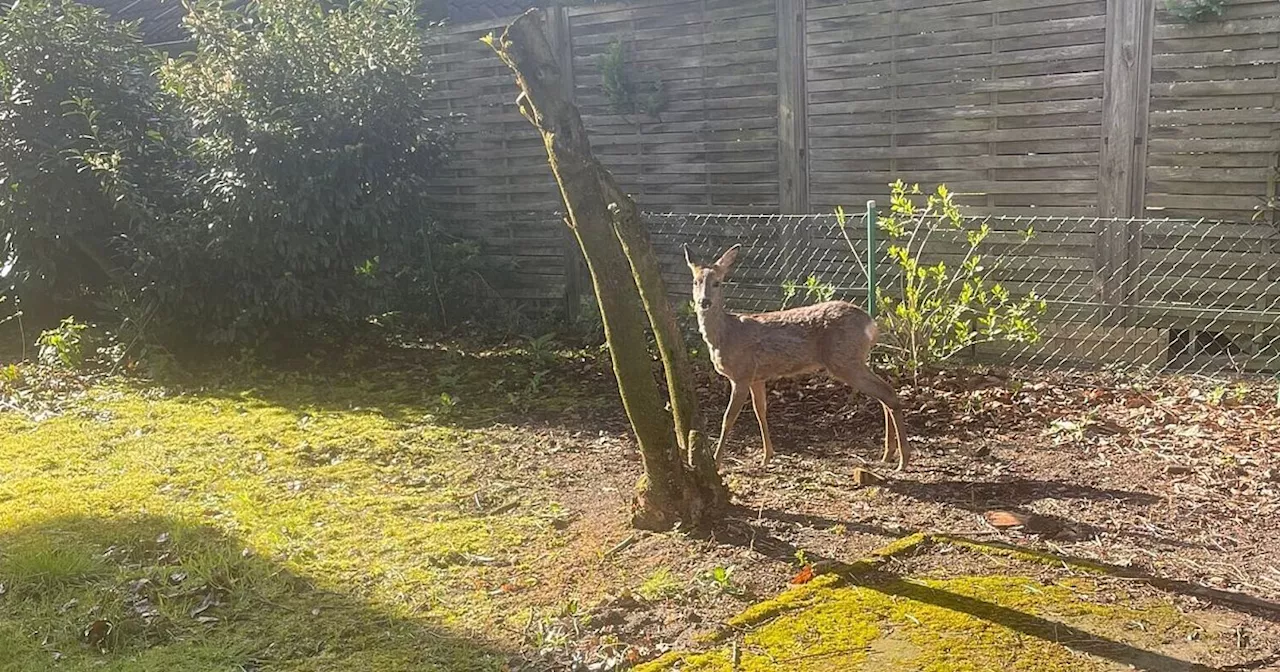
top-left (714, 244), bottom-right (742, 272)
top-left (683, 244), bottom-right (696, 270)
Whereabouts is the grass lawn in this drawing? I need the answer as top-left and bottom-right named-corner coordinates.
top-left (0, 342), bottom-right (616, 671)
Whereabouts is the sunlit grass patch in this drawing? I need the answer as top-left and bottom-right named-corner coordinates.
top-left (0, 345), bottom-right (605, 671)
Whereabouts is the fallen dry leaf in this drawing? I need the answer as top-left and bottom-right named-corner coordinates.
top-left (790, 565), bottom-right (816, 585)
top-left (83, 619), bottom-right (112, 651)
top-left (984, 510), bottom-right (1030, 529)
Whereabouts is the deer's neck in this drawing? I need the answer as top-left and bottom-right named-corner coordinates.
top-left (696, 303), bottom-right (732, 348)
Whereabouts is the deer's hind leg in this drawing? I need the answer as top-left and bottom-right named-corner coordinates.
top-left (828, 361), bottom-right (910, 471)
top-left (880, 402), bottom-right (898, 463)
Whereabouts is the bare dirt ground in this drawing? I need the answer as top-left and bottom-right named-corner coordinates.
top-left (499, 356), bottom-right (1280, 669)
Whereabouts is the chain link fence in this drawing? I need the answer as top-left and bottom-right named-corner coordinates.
top-left (648, 211), bottom-right (1280, 379)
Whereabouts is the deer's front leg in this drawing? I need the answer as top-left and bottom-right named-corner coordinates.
top-left (749, 381), bottom-right (773, 466)
top-left (716, 381), bottom-right (750, 466)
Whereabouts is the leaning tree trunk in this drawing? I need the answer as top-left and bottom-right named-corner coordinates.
top-left (486, 10), bottom-right (727, 530)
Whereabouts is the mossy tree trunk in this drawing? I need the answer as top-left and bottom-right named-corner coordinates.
top-left (486, 10), bottom-right (727, 530)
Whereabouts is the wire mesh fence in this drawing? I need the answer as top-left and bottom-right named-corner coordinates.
top-left (648, 210), bottom-right (1280, 379)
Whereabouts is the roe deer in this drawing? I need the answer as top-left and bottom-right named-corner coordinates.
top-left (684, 244), bottom-right (909, 470)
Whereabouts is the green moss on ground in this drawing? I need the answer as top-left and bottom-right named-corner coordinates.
top-left (0, 348), bottom-right (604, 671)
top-left (641, 544), bottom-right (1220, 672)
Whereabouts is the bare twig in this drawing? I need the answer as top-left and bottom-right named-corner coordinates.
top-left (603, 534), bottom-right (638, 559)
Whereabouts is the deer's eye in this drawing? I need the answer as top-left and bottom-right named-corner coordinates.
top-left (711, 281), bottom-right (722, 288)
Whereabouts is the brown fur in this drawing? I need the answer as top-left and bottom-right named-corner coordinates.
top-left (685, 244), bottom-right (910, 470)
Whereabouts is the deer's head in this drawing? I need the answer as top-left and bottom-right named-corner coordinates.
top-left (684, 244), bottom-right (741, 312)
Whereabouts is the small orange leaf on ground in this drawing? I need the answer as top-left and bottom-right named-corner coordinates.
top-left (984, 510), bottom-right (1030, 529)
top-left (790, 565), bottom-right (815, 584)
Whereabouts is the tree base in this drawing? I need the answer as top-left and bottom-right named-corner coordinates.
top-left (630, 468), bottom-right (729, 532)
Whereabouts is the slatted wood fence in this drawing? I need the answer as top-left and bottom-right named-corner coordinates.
top-left (424, 0), bottom-right (1279, 362)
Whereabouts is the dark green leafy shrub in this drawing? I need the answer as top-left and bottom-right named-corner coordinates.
top-left (37, 316), bottom-right (91, 369)
top-left (0, 0), bottom-right (183, 308)
top-left (148, 0), bottom-right (455, 344)
top-left (1, 0), bottom-right (517, 354)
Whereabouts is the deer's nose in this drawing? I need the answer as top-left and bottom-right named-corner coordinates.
top-left (699, 298), bottom-right (711, 310)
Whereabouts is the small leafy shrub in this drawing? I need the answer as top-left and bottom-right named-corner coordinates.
top-left (598, 40), bottom-right (666, 116)
top-left (437, 392), bottom-right (459, 415)
top-left (524, 332), bottom-right (561, 367)
top-left (1164, 0), bottom-right (1228, 23)
top-left (864, 181), bottom-right (1046, 379)
top-left (698, 565), bottom-right (744, 597)
top-left (37, 317), bottom-right (92, 369)
top-left (567, 295), bottom-right (605, 346)
top-left (422, 234), bottom-right (518, 333)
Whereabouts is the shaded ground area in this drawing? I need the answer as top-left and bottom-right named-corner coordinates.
top-left (0, 516), bottom-right (510, 672)
top-left (714, 368), bottom-right (1280, 607)
top-left (2, 336), bottom-right (1278, 669)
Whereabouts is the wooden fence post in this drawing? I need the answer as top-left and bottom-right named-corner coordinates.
top-left (777, 0), bottom-right (809, 215)
top-left (546, 2), bottom-right (586, 321)
top-left (1098, 0), bottom-right (1155, 325)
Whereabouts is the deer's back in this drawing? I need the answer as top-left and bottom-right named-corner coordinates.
top-left (716, 301), bottom-right (875, 381)
top-left (742, 300), bottom-right (871, 329)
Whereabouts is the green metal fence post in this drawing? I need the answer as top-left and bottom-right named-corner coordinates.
top-left (866, 200), bottom-right (877, 318)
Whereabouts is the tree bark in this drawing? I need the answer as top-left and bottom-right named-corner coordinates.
top-left (486, 10), bottom-right (727, 530)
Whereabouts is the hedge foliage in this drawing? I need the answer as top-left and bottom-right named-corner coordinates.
top-left (1, 0), bottom-right (473, 349)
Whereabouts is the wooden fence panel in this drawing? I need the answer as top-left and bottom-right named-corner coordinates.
top-left (418, 0), bottom-right (1280, 345)
top-left (1144, 0), bottom-right (1280, 222)
top-left (568, 0), bottom-right (781, 213)
top-left (423, 19), bottom-right (567, 302)
top-left (805, 0), bottom-right (1109, 217)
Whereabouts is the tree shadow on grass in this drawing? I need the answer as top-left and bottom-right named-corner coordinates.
top-left (886, 477), bottom-right (1161, 508)
top-left (710, 522), bottom-right (1276, 671)
top-left (738, 505), bottom-right (903, 540)
top-left (0, 514), bottom-right (512, 672)
top-left (951, 537), bottom-right (1280, 626)
top-left (858, 569), bottom-right (1222, 672)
